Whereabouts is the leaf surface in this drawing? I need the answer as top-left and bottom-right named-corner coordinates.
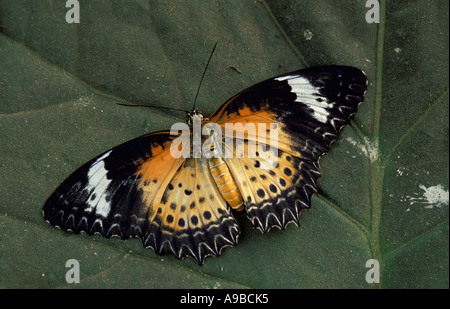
top-left (0, 0), bottom-right (448, 288)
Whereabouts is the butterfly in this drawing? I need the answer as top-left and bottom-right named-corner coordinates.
top-left (43, 65), bottom-right (367, 265)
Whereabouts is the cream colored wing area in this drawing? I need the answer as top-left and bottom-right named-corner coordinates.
top-left (141, 157), bottom-right (240, 264)
top-left (224, 140), bottom-right (321, 232)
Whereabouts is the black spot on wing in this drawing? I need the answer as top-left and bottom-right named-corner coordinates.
top-left (244, 155), bottom-right (322, 232)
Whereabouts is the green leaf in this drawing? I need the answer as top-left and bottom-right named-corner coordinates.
top-left (0, 0), bottom-right (448, 288)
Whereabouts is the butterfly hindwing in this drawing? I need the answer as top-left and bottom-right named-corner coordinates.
top-left (142, 157), bottom-right (239, 263)
top-left (222, 139), bottom-right (321, 232)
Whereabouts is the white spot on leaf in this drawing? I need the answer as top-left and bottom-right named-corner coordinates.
top-left (407, 184), bottom-right (449, 209)
top-left (346, 137), bottom-right (379, 163)
top-left (303, 29), bottom-right (313, 41)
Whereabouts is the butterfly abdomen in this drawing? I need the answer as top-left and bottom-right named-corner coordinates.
top-left (208, 158), bottom-right (244, 211)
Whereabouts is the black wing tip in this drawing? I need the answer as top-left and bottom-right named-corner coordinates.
top-left (280, 64), bottom-right (367, 153)
top-left (286, 65), bottom-right (368, 101)
top-left (306, 64), bottom-right (367, 91)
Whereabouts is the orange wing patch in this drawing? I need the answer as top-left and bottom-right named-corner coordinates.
top-left (135, 134), bottom-right (185, 219)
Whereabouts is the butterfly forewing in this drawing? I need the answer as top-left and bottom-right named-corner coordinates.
top-left (43, 132), bottom-right (174, 239)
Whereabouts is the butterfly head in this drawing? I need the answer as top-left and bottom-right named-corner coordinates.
top-left (186, 109), bottom-right (204, 126)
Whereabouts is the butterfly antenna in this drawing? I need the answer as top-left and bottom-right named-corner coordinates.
top-left (192, 41), bottom-right (218, 111)
top-left (116, 103), bottom-right (188, 113)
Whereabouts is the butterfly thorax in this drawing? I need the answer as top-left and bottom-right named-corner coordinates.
top-left (186, 109), bottom-right (209, 126)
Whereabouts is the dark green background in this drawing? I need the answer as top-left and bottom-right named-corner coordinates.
top-left (0, 0), bottom-right (448, 288)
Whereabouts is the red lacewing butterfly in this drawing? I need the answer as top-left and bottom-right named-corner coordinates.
top-left (43, 45), bottom-right (367, 264)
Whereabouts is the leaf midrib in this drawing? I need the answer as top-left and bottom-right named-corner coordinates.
top-left (262, 0), bottom-right (388, 287)
top-left (367, 0), bottom-right (386, 288)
